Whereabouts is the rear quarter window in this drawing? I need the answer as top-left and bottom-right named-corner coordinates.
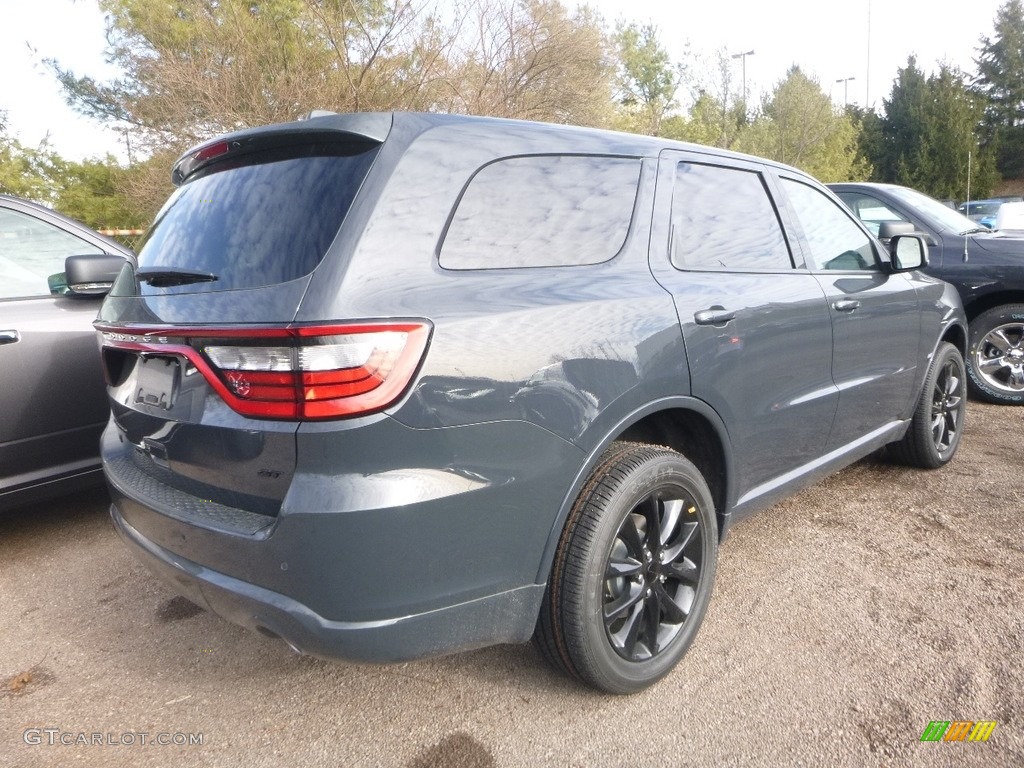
top-left (439, 155), bottom-right (642, 270)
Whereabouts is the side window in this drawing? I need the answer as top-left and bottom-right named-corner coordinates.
top-left (439, 155), bottom-right (641, 270)
top-left (833, 191), bottom-right (908, 237)
top-left (782, 180), bottom-right (879, 271)
top-left (0, 208), bottom-right (103, 299)
top-left (671, 163), bottom-right (792, 270)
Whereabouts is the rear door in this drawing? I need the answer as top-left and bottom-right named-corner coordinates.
top-left (778, 178), bottom-right (921, 450)
top-left (649, 152), bottom-right (839, 503)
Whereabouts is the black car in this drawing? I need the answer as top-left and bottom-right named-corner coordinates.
top-left (98, 113), bottom-right (965, 693)
top-left (0, 195), bottom-right (132, 511)
top-left (830, 182), bottom-right (1024, 405)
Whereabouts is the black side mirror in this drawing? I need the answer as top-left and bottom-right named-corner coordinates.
top-left (65, 254), bottom-right (128, 296)
top-left (889, 234), bottom-right (929, 271)
top-left (878, 220), bottom-right (936, 247)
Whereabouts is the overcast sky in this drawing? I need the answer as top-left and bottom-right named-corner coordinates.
top-left (0, 0), bottom-right (1009, 162)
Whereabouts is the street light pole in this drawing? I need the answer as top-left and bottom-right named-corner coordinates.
top-left (731, 50), bottom-right (755, 106)
top-left (835, 76), bottom-right (856, 106)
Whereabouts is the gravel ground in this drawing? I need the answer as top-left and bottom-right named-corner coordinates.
top-left (2, 401), bottom-right (1021, 767)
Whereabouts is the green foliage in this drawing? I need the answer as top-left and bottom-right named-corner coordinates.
top-left (734, 67), bottom-right (866, 182)
top-left (876, 57), bottom-right (996, 198)
top-left (659, 91), bottom-right (744, 149)
top-left (0, 110), bottom-right (146, 231)
top-left (50, 156), bottom-right (150, 230)
top-left (975, 0), bottom-right (1024, 176)
top-left (845, 106), bottom-right (882, 181)
top-left (51, 0), bottom-right (615, 162)
top-left (25, 0), bottom-right (1021, 228)
top-left (612, 22), bottom-right (682, 135)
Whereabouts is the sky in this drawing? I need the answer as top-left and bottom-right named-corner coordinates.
top-left (0, 0), bottom-right (1011, 163)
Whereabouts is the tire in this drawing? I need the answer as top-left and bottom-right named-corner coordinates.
top-left (966, 304), bottom-right (1024, 405)
top-left (534, 442), bottom-right (718, 694)
top-left (888, 342), bottom-right (966, 468)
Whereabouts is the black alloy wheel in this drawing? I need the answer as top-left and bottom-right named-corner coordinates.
top-left (889, 342), bottom-right (966, 468)
top-left (603, 490), bottom-right (704, 662)
top-left (534, 442), bottom-right (718, 694)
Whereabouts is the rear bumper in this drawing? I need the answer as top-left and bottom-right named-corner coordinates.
top-left (111, 504), bottom-right (543, 662)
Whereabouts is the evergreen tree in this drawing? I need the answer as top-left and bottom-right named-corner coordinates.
top-left (880, 57), bottom-right (995, 198)
top-left (975, 0), bottom-right (1024, 176)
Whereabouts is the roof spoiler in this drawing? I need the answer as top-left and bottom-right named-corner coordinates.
top-left (171, 112), bottom-right (393, 185)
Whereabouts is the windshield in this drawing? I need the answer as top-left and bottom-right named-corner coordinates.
top-left (134, 142), bottom-right (379, 294)
top-left (885, 186), bottom-right (982, 234)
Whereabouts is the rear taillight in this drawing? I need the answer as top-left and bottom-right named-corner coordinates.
top-left (97, 322), bottom-right (431, 420)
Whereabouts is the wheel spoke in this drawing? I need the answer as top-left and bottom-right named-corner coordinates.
top-left (608, 601), bottom-right (646, 658)
top-left (979, 355), bottom-right (1007, 371)
top-left (606, 556), bottom-right (642, 579)
top-left (661, 521), bottom-right (699, 564)
top-left (654, 582), bottom-right (688, 624)
top-left (666, 556), bottom-right (700, 584)
top-left (660, 498), bottom-right (684, 545)
top-left (642, 495), bottom-right (661, 549)
top-left (641, 592), bottom-right (662, 656)
top-left (618, 513), bottom-right (644, 554)
top-left (604, 582), bottom-right (643, 621)
top-left (987, 330), bottom-right (1015, 354)
top-left (932, 412), bottom-right (947, 448)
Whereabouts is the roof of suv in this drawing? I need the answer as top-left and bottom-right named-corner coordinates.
top-left (173, 111), bottom-right (812, 186)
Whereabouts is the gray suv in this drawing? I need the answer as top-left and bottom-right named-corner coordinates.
top-left (98, 112), bottom-right (966, 693)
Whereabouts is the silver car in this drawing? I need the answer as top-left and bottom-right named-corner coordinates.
top-left (0, 195), bottom-right (132, 511)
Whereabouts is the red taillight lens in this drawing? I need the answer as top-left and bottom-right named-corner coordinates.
top-left (98, 322), bottom-right (431, 420)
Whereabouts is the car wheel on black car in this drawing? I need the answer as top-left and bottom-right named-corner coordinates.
top-left (967, 304), bottom-right (1024, 405)
top-left (534, 442), bottom-right (718, 694)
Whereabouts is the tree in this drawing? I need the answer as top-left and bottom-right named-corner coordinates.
top-left (50, 0), bottom-right (460, 157)
top-left (51, 0), bottom-right (615, 162)
top-left (662, 49), bottom-right (745, 149)
top-left (922, 65), bottom-right (997, 199)
top-left (878, 57), bottom-right (996, 198)
top-left (0, 128), bottom-right (148, 236)
top-left (50, 155), bottom-right (151, 230)
top-left (846, 105), bottom-right (882, 181)
top-left (735, 66), bottom-right (864, 182)
top-left (974, 0), bottom-right (1024, 175)
top-left (441, 0), bottom-right (614, 126)
top-left (878, 56), bottom-right (931, 185)
top-left (611, 22), bottom-right (682, 135)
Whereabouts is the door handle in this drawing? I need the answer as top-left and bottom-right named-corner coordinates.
top-left (0, 330), bottom-right (20, 345)
top-left (832, 300), bottom-right (860, 312)
top-left (694, 308), bottom-right (736, 326)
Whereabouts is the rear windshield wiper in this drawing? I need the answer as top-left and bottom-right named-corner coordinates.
top-left (136, 267), bottom-right (219, 287)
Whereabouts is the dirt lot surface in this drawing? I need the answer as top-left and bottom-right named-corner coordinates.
top-left (2, 401), bottom-right (1022, 767)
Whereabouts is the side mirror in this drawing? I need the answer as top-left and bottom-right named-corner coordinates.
top-left (64, 254), bottom-right (128, 296)
top-left (889, 234), bottom-right (928, 271)
top-left (878, 220), bottom-right (936, 246)
top-left (877, 221), bottom-right (916, 241)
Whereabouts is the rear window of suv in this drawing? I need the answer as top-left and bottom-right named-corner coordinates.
top-left (134, 141), bottom-right (380, 293)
